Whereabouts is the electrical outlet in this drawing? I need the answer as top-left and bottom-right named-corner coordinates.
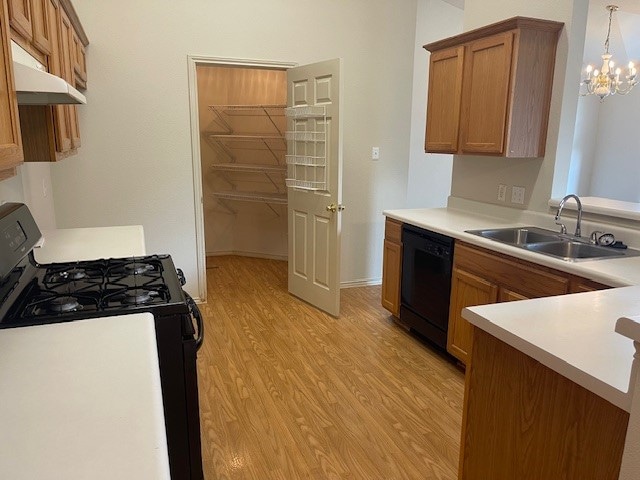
top-left (371, 147), bottom-right (380, 160)
top-left (511, 186), bottom-right (526, 205)
top-left (497, 184), bottom-right (507, 202)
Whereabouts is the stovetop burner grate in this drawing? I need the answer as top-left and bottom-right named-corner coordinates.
top-left (1, 254), bottom-right (187, 326)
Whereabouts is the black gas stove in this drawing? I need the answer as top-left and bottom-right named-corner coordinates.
top-left (0, 203), bottom-right (204, 480)
top-left (2, 254), bottom-right (190, 327)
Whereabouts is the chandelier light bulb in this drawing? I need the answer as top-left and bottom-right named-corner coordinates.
top-left (586, 65), bottom-right (593, 73)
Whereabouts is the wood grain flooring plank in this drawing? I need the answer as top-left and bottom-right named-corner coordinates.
top-left (198, 256), bottom-right (464, 479)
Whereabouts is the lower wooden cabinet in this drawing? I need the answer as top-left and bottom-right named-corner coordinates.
top-left (460, 328), bottom-right (628, 479)
top-left (447, 241), bottom-right (608, 364)
top-left (448, 268), bottom-right (498, 363)
top-left (381, 218), bottom-right (402, 317)
top-left (570, 278), bottom-right (610, 293)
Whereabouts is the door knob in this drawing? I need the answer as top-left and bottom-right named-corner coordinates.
top-left (326, 203), bottom-right (345, 213)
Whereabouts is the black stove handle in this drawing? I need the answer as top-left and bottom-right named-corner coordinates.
top-left (184, 292), bottom-right (204, 352)
top-left (176, 268), bottom-right (186, 286)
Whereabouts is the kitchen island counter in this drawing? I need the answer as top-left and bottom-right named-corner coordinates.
top-left (463, 286), bottom-right (640, 411)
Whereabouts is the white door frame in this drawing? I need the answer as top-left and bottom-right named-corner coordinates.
top-left (186, 55), bottom-right (297, 302)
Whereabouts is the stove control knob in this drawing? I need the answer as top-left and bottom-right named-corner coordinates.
top-left (176, 268), bottom-right (186, 286)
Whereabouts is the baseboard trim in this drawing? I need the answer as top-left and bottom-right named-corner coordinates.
top-left (206, 251), bottom-right (288, 262)
top-left (341, 278), bottom-right (382, 288)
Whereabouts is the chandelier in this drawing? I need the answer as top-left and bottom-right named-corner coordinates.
top-left (580, 4), bottom-right (637, 100)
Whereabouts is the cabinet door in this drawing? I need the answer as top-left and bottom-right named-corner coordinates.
top-left (0, 0), bottom-right (24, 174)
top-left (381, 219), bottom-right (402, 317)
top-left (30, 0), bottom-right (51, 55)
top-left (381, 239), bottom-right (402, 317)
top-left (448, 267), bottom-right (498, 364)
top-left (49, 0), bottom-right (71, 153)
top-left (69, 104), bottom-right (80, 148)
top-left (58, 8), bottom-right (80, 149)
top-left (71, 28), bottom-right (86, 86)
top-left (425, 46), bottom-right (464, 153)
top-left (8, 0), bottom-right (32, 41)
top-left (459, 32), bottom-right (514, 155)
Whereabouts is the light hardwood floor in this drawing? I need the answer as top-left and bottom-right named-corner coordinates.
top-left (197, 256), bottom-right (464, 479)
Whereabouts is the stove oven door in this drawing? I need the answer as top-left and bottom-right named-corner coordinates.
top-left (154, 310), bottom-right (204, 480)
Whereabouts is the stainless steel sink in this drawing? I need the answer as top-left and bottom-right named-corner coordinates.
top-left (522, 241), bottom-right (625, 261)
top-left (467, 226), bottom-right (560, 246)
top-left (466, 226), bottom-right (640, 262)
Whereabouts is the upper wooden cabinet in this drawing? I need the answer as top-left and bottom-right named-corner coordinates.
top-left (0, 0), bottom-right (24, 175)
top-left (71, 27), bottom-right (85, 87)
top-left (7, 0), bottom-right (32, 42)
top-left (424, 17), bottom-right (563, 158)
top-left (18, 0), bottom-right (87, 163)
top-left (424, 46), bottom-right (463, 153)
top-left (9, 0), bottom-right (52, 62)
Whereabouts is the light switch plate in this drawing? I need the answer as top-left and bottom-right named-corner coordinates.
top-left (511, 186), bottom-right (525, 205)
top-left (372, 147), bottom-right (380, 160)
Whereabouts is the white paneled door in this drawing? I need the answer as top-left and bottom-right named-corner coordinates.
top-left (287, 59), bottom-right (343, 316)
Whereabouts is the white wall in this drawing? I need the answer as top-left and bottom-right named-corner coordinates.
top-left (406, 0), bottom-right (463, 208)
top-left (50, 0), bottom-right (419, 295)
top-left (0, 163), bottom-right (56, 231)
top-left (566, 96), bottom-right (600, 195)
top-left (588, 93), bottom-right (640, 202)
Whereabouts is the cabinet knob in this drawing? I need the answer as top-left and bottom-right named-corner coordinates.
top-left (326, 203), bottom-right (345, 213)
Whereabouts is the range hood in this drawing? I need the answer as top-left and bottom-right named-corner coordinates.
top-left (11, 41), bottom-right (86, 105)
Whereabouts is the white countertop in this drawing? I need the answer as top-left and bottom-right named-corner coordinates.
top-left (34, 225), bottom-right (146, 264)
top-left (0, 313), bottom-right (170, 479)
top-left (385, 205), bottom-right (640, 411)
top-left (384, 207), bottom-right (640, 287)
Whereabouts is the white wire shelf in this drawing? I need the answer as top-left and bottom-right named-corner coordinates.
top-left (205, 133), bottom-right (285, 142)
top-left (210, 163), bottom-right (286, 173)
top-left (207, 104), bottom-right (286, 135)
top-left (285, 155), bottom-right (325, 166)
top-left (203, 134), bottom-right (286, 163)
top-left (210, 104), bottom-right (286, 115)
top-left (285, 131), bottom-right (325, 142)
top-left (210, 191), bottom-right (287, 204)
top-left (285, 106), bottom-right (326, 118)
top-left (285, 179), bottom-right (326, 190)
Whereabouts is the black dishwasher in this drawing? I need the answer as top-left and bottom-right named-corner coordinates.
top-left (400, 224), bottom-right (454, 350)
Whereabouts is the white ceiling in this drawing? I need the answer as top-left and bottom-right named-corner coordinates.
top-left (584, 1), bottom-right (640, 65)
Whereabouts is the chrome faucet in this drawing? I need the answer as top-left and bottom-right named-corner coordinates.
top-left (555, 194), bottom-right (582, 237)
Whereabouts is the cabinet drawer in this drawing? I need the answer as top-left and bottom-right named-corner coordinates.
top-left (454, 242), bottom-right (569, 298)
top-left (385, 218), bottom-right (402, 244)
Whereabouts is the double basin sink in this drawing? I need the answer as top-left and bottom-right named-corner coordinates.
top-left (466, 226), bottom-right (640, 262)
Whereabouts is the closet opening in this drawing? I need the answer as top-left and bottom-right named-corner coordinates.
top-left (196, 64), bottom-right (289, 277)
